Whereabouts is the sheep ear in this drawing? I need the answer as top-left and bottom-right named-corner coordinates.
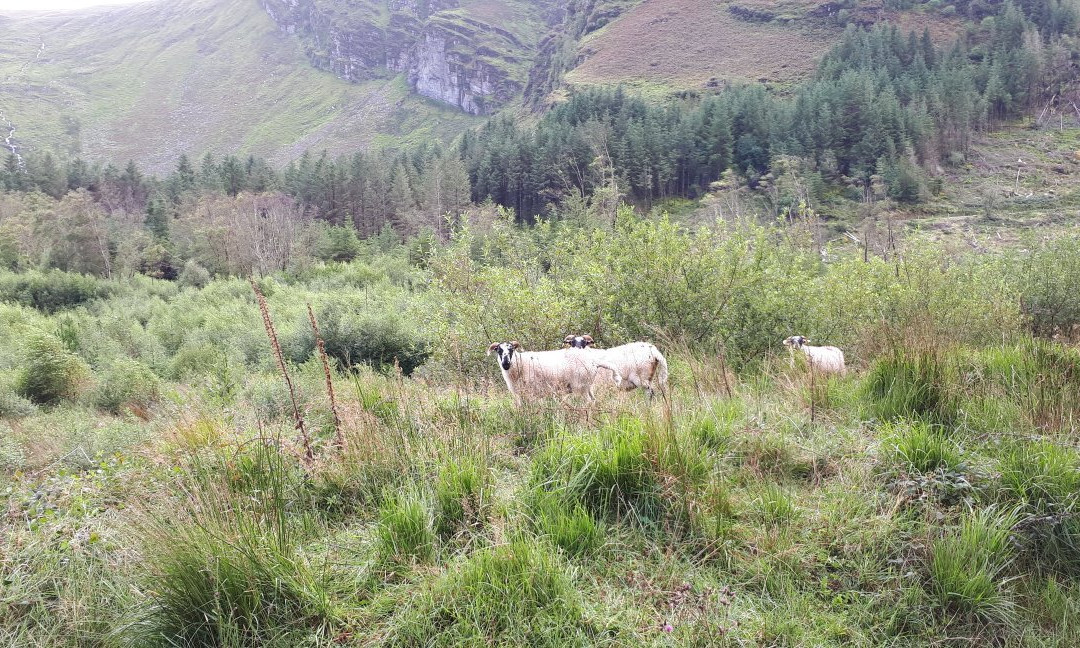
top-left (487, 342), bottom-right (499, 355)
top-left (563, 335), bottom-right (574, 345)
top-left (583, 335), bottom-right (594, 345)
top-left (510, 341), bottom-right (520, 349)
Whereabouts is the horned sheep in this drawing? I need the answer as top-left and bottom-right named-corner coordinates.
top-left (563, 335), bottom-right (669, 397)
top-left (782, 335), bottom-right (846, 375)
top-left (487, 341), bottom-right (621, 405)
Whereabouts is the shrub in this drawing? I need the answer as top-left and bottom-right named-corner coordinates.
top-left (928, 507), bottom-right (1019, 624)
top-left (178, 259), bottom-right (211, 289)
top-left (0, 268), bottom-right (112, 313)
top-left (391, 540), bottom-right (596, 646)
top-left (434, 457), bottom-right (490, 539)
top-left (0, 385), bottom-right (37, 418)
top-left (882, 421), bottom-right (962, 474)
top-left (92, 357), bottom-right (160, 414)
top-left (376, 489), bottom-right (435, 564)
top-left (1022, 236), bottom-right (1080, 340)
top-left (295, 299), bottom-right (431, 376)
top-left (14, 330), bottom-right (89, 404)
top-left (0, 426), bottom-right (25, 471)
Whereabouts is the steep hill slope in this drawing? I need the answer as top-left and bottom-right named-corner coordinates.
top-left (0, 0), bottom-right (482, 173)
top-left (560, 0), bottom-right (966, 96)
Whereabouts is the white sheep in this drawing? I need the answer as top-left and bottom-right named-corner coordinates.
top-left (563, 335), bottom-right (669, 398)
top-left (487, 341), bottom-right (621, 405)
top-left (782, 335), bottom-right (846, 375)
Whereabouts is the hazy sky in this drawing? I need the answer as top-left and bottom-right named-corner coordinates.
top-left (0, 0), bottom-right (146, 9)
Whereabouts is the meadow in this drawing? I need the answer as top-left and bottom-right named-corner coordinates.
top-left (2, 209), bottom-right (1080, 646)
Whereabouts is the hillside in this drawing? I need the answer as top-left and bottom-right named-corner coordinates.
top-left (0, 0), bottom-right (482, 173)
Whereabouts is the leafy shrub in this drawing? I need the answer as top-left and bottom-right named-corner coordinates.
top-left (14, 330), bottom-right (89, 404)
top-left (92, 357), bottom-right (160, 413)
top-left (0, 426), bottom-right (25, 471)
top-left (434, 457), bottom-right (490, 539)
top-left (928, 508), bottom-right (1019, 624)
top-left (295, 298), bottom-right (431, 376)
top-left (178, 259), bottom-right (211, 289)
top-left (0, 269), bottom-right (112, 313)
top-left (391, 540), bottom-right (596, 646)
top-left (1022, 236), bottom-right (1080, 339)
top-left (376, 489), bottom-right (435, 564)
top-left (0, 385), bottom-right (37, 418)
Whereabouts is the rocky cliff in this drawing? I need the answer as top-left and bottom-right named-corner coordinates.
top-left (261, 0), bottom-right (534, 115)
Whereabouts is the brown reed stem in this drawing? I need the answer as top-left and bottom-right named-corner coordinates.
top-left (251, 278), bottom-right (312, 463)
top-left (307, 302), bottom-right (343, 449)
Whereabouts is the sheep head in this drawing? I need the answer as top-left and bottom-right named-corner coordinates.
top-left (488, 341), bottom-right (519, 370)
top-left (564, 334), bottom-right (594, 349)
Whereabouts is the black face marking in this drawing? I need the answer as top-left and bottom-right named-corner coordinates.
top-left (568, 336), bottom-right (590, 349)
top-left (495, 342), bottom-right (515, 370)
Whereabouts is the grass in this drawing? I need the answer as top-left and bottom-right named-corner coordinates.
top-left (928, 507), bottom-right (1020, 625)
top-left (3, 248), bottom-right (1080, 646)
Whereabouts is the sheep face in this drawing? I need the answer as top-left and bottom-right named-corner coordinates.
top-left (782, 335), bottom-right (808, 351)
top-left (563, 334), bottom-right (594, 349)
top-left (487, 341), bottom-right (520, 371)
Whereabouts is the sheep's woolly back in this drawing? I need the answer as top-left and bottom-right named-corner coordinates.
top-left (583, 342), bottom-right (668, 393)
top-left (802, 345), bottom-right (846, 375)
top-left (501, 348), bottom-right (618, 401)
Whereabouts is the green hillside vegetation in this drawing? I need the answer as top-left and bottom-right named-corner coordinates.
top-left (2, 210), bottom-right (1080, 645)
top-left (0, 0), bottom-right (481, 173)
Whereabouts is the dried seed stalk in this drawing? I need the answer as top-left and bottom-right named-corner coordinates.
top-left (307, 303), bottom-right (342, 449)
top-left (251, 278), bottom-right (312, 462)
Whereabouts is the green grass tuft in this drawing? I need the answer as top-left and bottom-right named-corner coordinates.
top-left (390, 540), bottom-right (598, 646)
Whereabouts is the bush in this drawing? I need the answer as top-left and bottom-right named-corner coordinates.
top-left (0, 269), bottom-right (112, 313)
top-left (92, 357), bottom-right (160, 414)
top-left (295, 298), bottom-right (431, 376)
top-left (1022, 236), bottom-right (1080, 340)
top-left (178, 259), bottom-right (211, 289)
top-left (391, 540), bottom-right (596, 646)
top-left (14, 330), bottom-right (89, 404)
top-left (0, 385), bottom-right (37, 418)
top-left (928, 508), bottom-right (1019, 624)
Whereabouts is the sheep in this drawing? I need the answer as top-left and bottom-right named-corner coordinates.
top-left (563, 335), bottom-right (669, 398)
top-left (487, 341), bottom-right (621, 405)
top-left (782, 335), bottom-right (846, 375)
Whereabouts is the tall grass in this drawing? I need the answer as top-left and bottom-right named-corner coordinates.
top-left (126, 445), bottom-right (347, 646)
top-left (928, 507), bottom-right (1020, 625)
